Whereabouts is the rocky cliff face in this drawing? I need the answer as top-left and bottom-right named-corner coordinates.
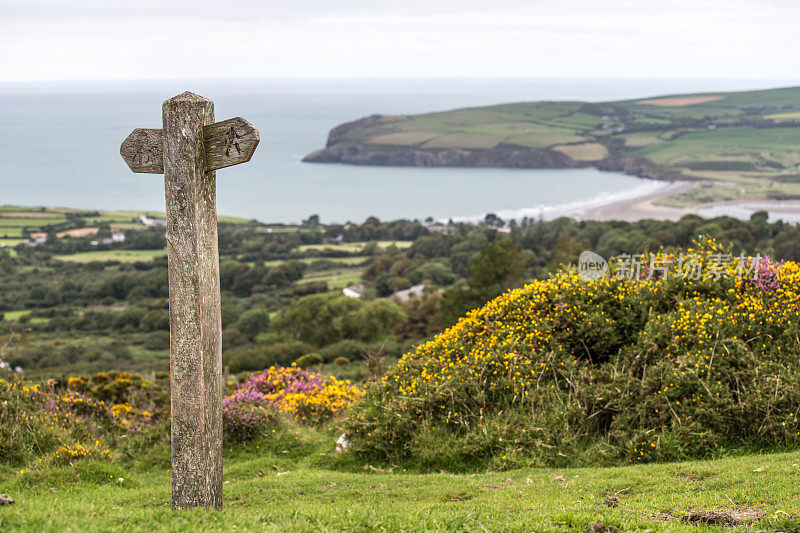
top-left (303, 142), bottom-right (577, 168)
top-left (304, 113), bottom-right (578, 168)
top-left (303, 115), bottom-right (683, 181)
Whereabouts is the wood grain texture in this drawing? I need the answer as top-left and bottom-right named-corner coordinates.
top-left (120, 128), bottom-right (163, 173)
top-left (120, 118), bottom-right (259, 174)
top-left (203, 117), bottom-right (260, 171)
top-left (162, 91), bottom-right (223, 510)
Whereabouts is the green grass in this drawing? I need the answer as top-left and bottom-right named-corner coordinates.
top-left (54, 250), bottom-right (167, 263)
top-left (302, 269), bottom-right (363, 289)
top-left (255, 256), bottom-right (369, 268)
top-left (2, 444), bottom-right (800, 531)
top-left (2, 310), bottom-right (31, 321)
top-left (295, 241), bottom-right (413, 253)
top-left (632, 127), bottom-right (800, 165)
top-left (0, 218), bottom-right (66, 227)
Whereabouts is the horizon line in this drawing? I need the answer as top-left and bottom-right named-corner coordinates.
top-left (1, 75), bottom-right (799, 84)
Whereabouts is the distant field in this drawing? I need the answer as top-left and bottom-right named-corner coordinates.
top-left (259, 256), bottom-right (369, 267)
top-left (302, 268), bottom-right (363, 289)
top-left (0, 228), bottom-right (24, 237)
top-left (636, 95), bottom-right (724, 107)
top-left (295, 241), bottom-right (413, 253)
top-left (0, 217), bottom-right (65, 227)
top-left (54, 249), bottom-right (166, 263)
top-left (3, 310), bottom-right (31, 321)
top-left (553, 142), bottom-right (608, 161)
top-left (765, 111), bottom-right (800, 121)
top-left (631, 127), bottom-right (800, 165)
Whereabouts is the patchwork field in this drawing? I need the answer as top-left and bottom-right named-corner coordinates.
top-left (295, 241), bottom-right (413, 253)
top-left (54, 250), bottom-right (167, 263)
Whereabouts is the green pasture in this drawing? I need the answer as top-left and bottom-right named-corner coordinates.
top-left (259, 256), bottom-right (369, 268)
top-left (2, 444), bottom-right (800, 531)
top-left (0, 218), bottom-right (64, 227)
top-left (295, 241), bottom-right (412, 253)
top-left (54, 250), bottom-right (167, 263)
top-left (631, 127), bottom-right (800, 165)
top-left (302, 268), bottom-right (363, 289)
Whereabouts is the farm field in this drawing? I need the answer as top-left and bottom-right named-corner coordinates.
top-left (0, 206), bottom-right (254, 245)
top-left (54, 250), bottom-right (167, 263)
top-left (294, 241), bottom-right (413, 253)
top-left (258, 256), bottom-right (369, 268)
top-left (301, 268), bottom-right (363, 289)
top-left (1, 447), bottom-right (800, 531)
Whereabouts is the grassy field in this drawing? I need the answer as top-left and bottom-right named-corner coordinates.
top-left (295, 241), bottom-right (413, 253)
top-left (0, 207), bottom-right (256, 242)
top-left (256, 256), bottom-right (369, 268)
top-left (2, 443), bottom-right (800, 531)
top-left (302, 268), bottom-right (363, 289)
top-left (54, 250), bottom-right (167, 263)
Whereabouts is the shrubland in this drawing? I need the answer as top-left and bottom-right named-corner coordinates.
top-left (345, 237), bottom-right (800, 470)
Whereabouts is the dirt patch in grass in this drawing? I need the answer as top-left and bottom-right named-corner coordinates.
top-left (603, 496), bottom-right (621, 508)
top-left (585, 519), bottom-right (618, 533)
top-left (681, 507), bottom-right (766, 526)
top-left (636, 95), bottom-right (724, 107)
top-left (674, 470), bottom-right (718, 481)
top-left (648, 512), bottom-right (675, 523)
top-left (56, 227), bottom-right (99, 238)
top-left (444, 490), bottom-right (474, 502)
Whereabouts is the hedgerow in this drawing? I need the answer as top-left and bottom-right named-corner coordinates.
top-left (344, 237), bottom-right (800, 469)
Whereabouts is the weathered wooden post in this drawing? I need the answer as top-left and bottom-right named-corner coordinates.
top-left (120, 92), bottom-right (259, 509)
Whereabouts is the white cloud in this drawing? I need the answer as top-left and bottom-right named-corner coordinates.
top-left (0, 0), bottom-right (798, 81)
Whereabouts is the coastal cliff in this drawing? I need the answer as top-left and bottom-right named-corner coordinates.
top-left (303, 86), bottom-right (800, 189)
top-left (302, 115), bottom-right (683, 181)
top-left (303, 140), bottom-right (577, 168)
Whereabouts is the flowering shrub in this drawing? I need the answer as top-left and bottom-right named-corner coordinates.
top-left (52, 442), bottom-right (110, 465)
top-left (345, 237), bottom-right (800, 469)
top-left (223, 365), bottom-right (361, 440)
top-left (752, 255), bottom-right (784, 293)
top-left (0, 371), bottom-right (165, 465)
top-left (222, 388), bottom-right (275, 441)
top-left (0, 378), bottom-right (62, 464)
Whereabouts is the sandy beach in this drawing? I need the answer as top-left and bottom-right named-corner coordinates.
top-left (585, 181), bottom-right (800, 223)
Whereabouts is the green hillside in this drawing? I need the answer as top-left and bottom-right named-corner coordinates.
top-left (307, 86), bottom-right (800, 205)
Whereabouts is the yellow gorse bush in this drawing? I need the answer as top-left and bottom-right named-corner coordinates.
top-left (52, 442), bottom-right (110, 465)
top-left (345, 237), bottom-right (800, 469)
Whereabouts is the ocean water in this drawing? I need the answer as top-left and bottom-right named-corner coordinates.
top-left (0, 78), bottom-right (790, 224)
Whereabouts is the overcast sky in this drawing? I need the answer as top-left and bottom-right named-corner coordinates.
top-left (1, 0), bottom-right (798, 81)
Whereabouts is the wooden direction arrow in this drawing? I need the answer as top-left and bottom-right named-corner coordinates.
top-left (203, 117), bottom-right (260, 171)
top-left (120, 117), bottom-right (259, 174)
top-left (120, 128), bottom-right (163, 174)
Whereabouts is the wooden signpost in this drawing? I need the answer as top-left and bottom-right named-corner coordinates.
top-left (120, 92), bottom-right (259, 509)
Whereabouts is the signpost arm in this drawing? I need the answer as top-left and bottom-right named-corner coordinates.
top-left (162, 92), bottom-right (223, 509)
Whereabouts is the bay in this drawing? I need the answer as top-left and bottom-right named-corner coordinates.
top-left (0, 78), bottom-right (789, 223)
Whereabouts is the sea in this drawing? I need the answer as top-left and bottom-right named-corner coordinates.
top-left (0, 78), bottom-right (792, 224)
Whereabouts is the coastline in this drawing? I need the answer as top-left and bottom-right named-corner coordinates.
top-left (583, 182), bottom-right (800, 223)
top-left (582, 181), bottom-right (699, 221)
